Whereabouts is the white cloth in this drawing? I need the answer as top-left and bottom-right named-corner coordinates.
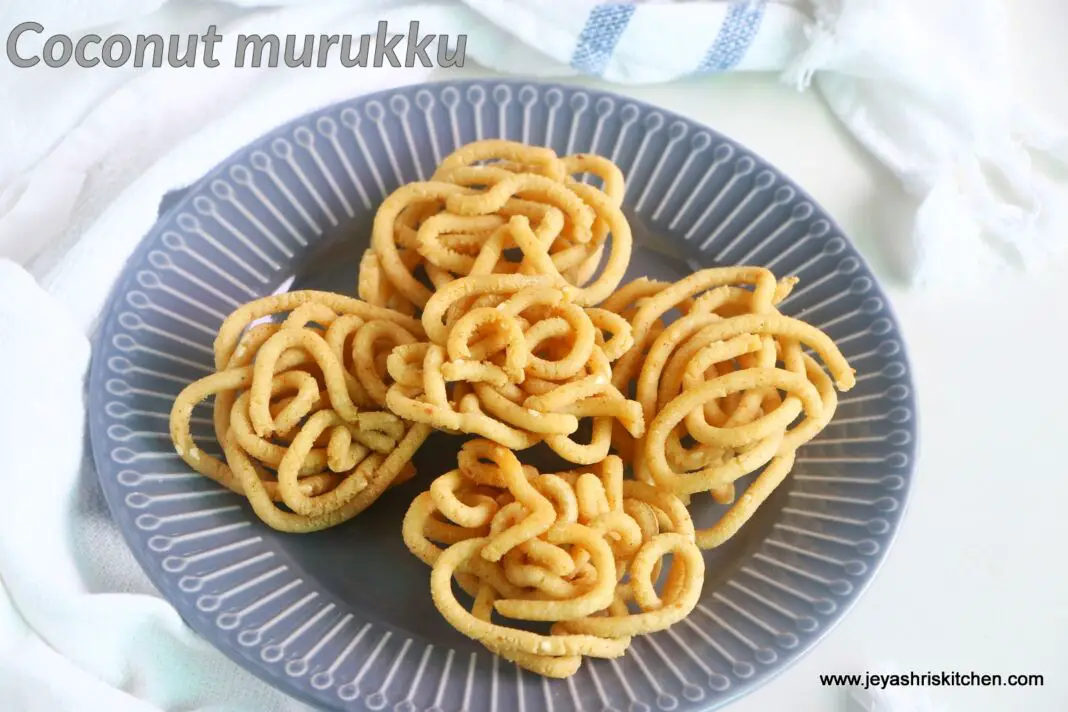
top-left (782, 0), bottom-right (1068, 286)
top-left (0, 0), bottom-right (1061, 710)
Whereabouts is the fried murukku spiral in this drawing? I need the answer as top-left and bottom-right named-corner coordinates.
top-left (607, 267), bottom-right (856, 549)
top-left (403, 439), bottom-right (703, 678)
top-left (384, 274), bottom-right (644, 464)
top-left (366, 139), bottom-right (632, 311)
top-left (169, 290), bottom-right (431, 533)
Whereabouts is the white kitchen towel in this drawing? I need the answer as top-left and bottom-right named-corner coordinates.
top-left (783, 0), bottom-right (1068, 285)
top-left (0, 0), bottom-right (1060, 710)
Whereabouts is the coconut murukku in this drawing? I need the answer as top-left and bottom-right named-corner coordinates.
top-left (601, 267), bottom-right (856, 549)
top-left (385, 275), bottom-right (645, 463)
top-left (365, 139), bottom-right (632, 310)
top-left (169, 290), bottom-right (431, 533)
top-left (403, 439), bottom-right (703, 678)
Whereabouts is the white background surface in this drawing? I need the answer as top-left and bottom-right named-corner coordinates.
top-left (422, 5), bottom-right (1068, 712)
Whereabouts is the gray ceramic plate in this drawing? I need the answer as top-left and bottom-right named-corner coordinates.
top-left (89, 80), bottom-right (916, 712)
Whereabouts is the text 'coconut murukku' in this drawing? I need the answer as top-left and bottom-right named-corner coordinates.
top-left (169, 290), bottom-right (431, 533)
top-left (402, 439), bottom-right (704, 677)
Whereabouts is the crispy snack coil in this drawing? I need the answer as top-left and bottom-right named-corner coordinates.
top-left (403, 439), bottom-right (704, 678)
top-left (169, 291), bottom-right (431, 533)
top-left (607, 267), bottom-right (856, 549)
top-left (367, 139), bottom-right (632, 311)
top-left (385, 275), bottom-right (644, 464)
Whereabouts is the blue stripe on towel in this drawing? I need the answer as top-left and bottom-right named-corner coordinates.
top-left (698, 0), bottom-right (766, 73)
top-left (570, 4), bottom-right (637, 76)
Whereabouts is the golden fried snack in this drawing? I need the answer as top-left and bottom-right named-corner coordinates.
top-left (432, 139), bottom-right (568, 183)
top-left (599, 267), bottom-right (856, 549)
top-left (387, 275), bottom-right (645, 463)
top-left (170, 291), bottom-right (430, 533)
top-left (403, 440), bottom-right (703, 678)
top-left (213, 289), bottom-right (423, 370)
top-left (611, 267), bottom-right (781, 392)
top-left (368, 140), bottom-right (631, 310)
